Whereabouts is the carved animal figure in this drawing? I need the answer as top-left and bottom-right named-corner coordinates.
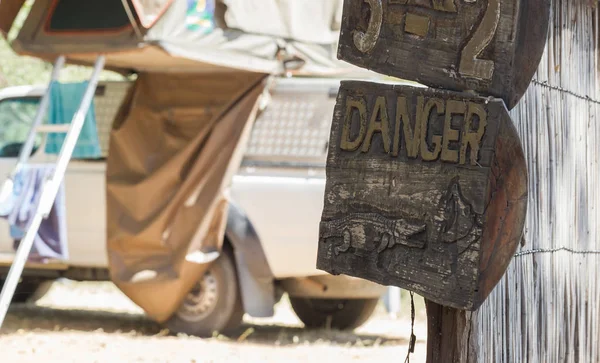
top-left (320, 213), bottom-right (426, 256)
top-left (437, 177), bottom-right (484, 245)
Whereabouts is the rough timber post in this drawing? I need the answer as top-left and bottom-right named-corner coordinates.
top-left (425, 300), bottom-right (478, 363)
top-left (316, 1), bottom-right (551, 361)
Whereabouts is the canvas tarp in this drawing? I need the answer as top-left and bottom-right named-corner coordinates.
top-left (8, 0), bottom-right (356, 76)
top-left (106, 71), bottom-right (267, 322)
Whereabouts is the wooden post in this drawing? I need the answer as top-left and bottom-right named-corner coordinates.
top-left (425, 299), bottom-right (477, 363)
top-left (317, 0), bottom-right (552, 360)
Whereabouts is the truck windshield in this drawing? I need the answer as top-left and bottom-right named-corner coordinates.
top-left (0, 97), bottom-right (42, 158)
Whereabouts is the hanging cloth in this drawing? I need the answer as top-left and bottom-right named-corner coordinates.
top-left (45, 81), bottom-right (102, 159)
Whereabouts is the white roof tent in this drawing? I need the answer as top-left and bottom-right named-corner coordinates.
top-left (0, 0), bottom-right (357, 76)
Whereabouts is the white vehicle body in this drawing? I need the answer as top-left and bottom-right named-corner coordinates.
top-left (0, 77), bottom-right (387, 330)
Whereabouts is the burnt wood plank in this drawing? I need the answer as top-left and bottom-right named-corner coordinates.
top-left (337, 0), bottom-right (551, 109)
top-left (317, 81), bottom-right (527, 310)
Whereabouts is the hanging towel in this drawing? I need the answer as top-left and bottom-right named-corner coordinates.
top-left (5, 165), bottom-right (69, 261)
top-left (44, 81), bottom-right (102, 159)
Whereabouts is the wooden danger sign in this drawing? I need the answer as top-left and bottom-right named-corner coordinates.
top-left (317, 81), bottom-right (528, 310)
top-left (337, 0), bottom-right (550, 109)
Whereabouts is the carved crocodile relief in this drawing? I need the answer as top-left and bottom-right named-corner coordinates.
top-left (320, 213), bottom-right (427, 256)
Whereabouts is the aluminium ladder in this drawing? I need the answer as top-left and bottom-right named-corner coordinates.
top-left (0, 55), bottom-right (106, 328)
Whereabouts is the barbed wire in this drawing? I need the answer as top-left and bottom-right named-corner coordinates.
top-left (515, 246), bottom-right (600, 257)
top-left (531, 79), bottom-right (600, 105)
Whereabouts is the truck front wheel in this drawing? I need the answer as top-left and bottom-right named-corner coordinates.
top-left (164, 247), bottom-right (244, 337)
top-left (289, 297), bottom-right (379, 330)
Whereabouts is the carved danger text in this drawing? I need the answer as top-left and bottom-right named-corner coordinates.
top-left (340, 94), bottom-right (488, 166)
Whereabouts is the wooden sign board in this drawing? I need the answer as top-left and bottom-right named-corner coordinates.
top-left (317, 81), bottom-right (527, 310)
top-left (337, 0), bottom-right (550, 109)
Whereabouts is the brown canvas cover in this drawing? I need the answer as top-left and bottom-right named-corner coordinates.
top-left (106, 71), bottom-right (267, 322)
top-left (13, 0), bottom-right (143, 55)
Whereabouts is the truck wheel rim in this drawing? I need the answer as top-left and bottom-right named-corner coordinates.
top-left (176, 271), bottom-right (219, 322)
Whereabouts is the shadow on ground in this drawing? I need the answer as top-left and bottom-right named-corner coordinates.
top-left (1, 303), bottom-right (411, 347)
top-left (2, 304), bottom-right (160, 335)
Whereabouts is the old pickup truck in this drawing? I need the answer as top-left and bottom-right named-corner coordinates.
top-left (0, 76), bottom-right (387, 336)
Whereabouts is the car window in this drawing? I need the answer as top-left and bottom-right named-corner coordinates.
top-left (0, 97), bottom-right (43, 158)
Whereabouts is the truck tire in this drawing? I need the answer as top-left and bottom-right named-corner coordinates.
top-left (0, 279), bottom-right (53, 304)
top-left (165, 247), bottom-right (244, 337)
top-left (289, 297), bottom-right (379, 330)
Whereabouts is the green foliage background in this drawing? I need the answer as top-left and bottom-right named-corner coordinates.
top-left (0, 37), bottom-right (124, 88)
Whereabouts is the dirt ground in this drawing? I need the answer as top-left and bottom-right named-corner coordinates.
top-left (0, 279), bottom-right (429, 362)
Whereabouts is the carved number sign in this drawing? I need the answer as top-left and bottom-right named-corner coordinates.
top-left (337, 0), bottom-right (550, 109)
top-left (317, 81), bottom-right (528, 310)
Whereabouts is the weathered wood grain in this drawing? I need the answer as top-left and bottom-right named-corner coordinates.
top-left (425, 299), bottom-right (478, 363)
top-left (317, 81), bottom-right (527, 310)
top-left (337, 0), bottom-right (551, 109)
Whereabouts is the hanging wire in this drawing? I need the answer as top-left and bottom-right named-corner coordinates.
top-left (404, 291), bottom-right (416, 363)
top-left (515, 247), bottom-right (600, 257)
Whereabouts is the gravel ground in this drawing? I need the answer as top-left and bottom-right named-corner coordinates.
top-left (0, 279), bottom-right (428, 362)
